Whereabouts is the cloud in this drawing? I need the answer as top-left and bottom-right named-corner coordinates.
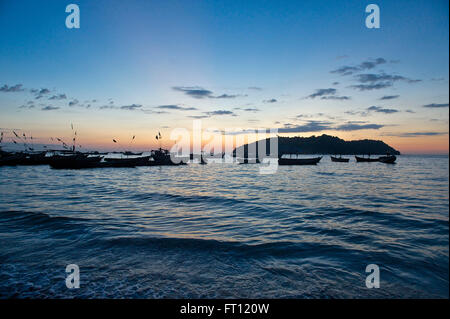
top-left (172, 86), bottom-right (244, 99)
top-left (143, 110), bottom-right (169, 114)
top-left (41, 106), bottom-right (60, 111)
top-left (305, 88), bottom-right (350, 100)
top-left (241, 108), bottom-right (260, 112)
top-left (358, 58), bottom-right (387, 70)
top-left (296, 114), bottom-right (313, 119)
top-left (188, 115), bottom-right (210, 119)
top-left (321, 95), bottom-right (350, 100)
top-left (349, 73), bottom-right (421, 91)
top-left (278, 121), bottom-right (333, 133)
top-left (34, 88), bottom-right (51, 99)
top-left (423, 103), bottom-right (449, 108)
top-left (263, 98), bottom-right (278, 103)
top-left (380, 95), bottom-right (399, 100)
top-left (367, 106), bottom-right (399, 114)
top-left (156, 104), bottom-right (197, 111)
top-left (0, 84), bottom-right (24, 92)
top-left (99, 105), bottom-right (116, 110)
top-left (335, 123), bottom-right (384, 131)
top-left (203, 110), bottom-right (236, 116)
top-left (19, 101), bottom-right (35, 109)
top-left (385, 132), bottom-right (448, 137)
top-left (49, 94), bottom-right (67, 100)
top-left (349, 82), bottom-right (393, 91)
top-left (120, 104), bottom-right (142, 110)
top-left (68, 99), bottom-right (79, 106)
top-left (355, 73), bottom-right (421, 84)
top-left (248, 86), bottom-right (263, 91)
top-left (173, 86), bottom-right (213, 99)
top-left (330, 58), bottom-right (387, 75)
top-left (215, 94), bottom-right (245, 99)
top-left (307, 88), bottom-right (336, 99)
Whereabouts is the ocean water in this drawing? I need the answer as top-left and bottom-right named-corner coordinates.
top-left (0, 155), bottom-right (448, 298)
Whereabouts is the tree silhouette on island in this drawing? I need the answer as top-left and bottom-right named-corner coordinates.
top-left (234, 134), bottom-right (400, 157)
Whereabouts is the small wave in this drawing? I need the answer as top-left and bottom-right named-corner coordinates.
top-left (96, 235), bottom-right (357, 259)
top-left (0, 210), bottom-right (89, 229)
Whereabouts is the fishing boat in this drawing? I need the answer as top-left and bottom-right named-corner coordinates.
top-left (123, 151), bottom-right (143, 156)
top-left (278, 155), bottom-right (322, 165)
top-left (19, 152), bottom-right (50, 165)
top-left (104, 155), bottom-right (152, 166)
top-left (49, 155), bottom-right (103, 169)
top-left (355, 155), bottom-right (380, 162)
top-left (0, 152), bottom-right (26, 166)
top-left (151, 149), bottom-right (187, 166)
top-left (331, 155), bottom-right (350, 162)
top-left (379, 155), bottom-right (397, 164)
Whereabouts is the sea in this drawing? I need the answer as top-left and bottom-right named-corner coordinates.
top-left (0, 155), bottom-right (448, 298)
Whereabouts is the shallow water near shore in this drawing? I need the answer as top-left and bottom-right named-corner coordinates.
top-left (0, 155), bottom-right (448, 298)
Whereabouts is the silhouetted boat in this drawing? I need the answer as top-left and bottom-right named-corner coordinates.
top-left (0, 153), bottom-right (26, 166)
top-left (331, 155), bottom-right (349, 162)
top-left (355, 156), bottom-right (379, 162)
top-left (104, 156), bottom-right (152, 166)
top-left (151, 149), bottom-right (187, 166)
top-left (379, 155), bottom-right (397, 164)
top-left (123, 151), bottom-right (143, 156)
top-left (17, 152), bottom-right (50, 165)
top-left (278, 156), bottom-right (322, 165)
top-left (49, 155), bottom-right (103, 169)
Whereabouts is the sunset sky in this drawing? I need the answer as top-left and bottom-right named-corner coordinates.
top-left (0, 0), bottom-right (448, 154)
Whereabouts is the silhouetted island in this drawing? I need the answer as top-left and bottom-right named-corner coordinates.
top-left (234, 134), bottom-right (401, 157)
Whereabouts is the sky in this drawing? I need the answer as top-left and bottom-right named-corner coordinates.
top-left (0, 0), bottom-right (448, 154)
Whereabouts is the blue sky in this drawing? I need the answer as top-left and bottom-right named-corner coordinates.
top-left (0, 0), bottom-right (448, 153)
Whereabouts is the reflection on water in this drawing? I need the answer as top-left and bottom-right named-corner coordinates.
top-left (0, 155), bottom-right (448, 298)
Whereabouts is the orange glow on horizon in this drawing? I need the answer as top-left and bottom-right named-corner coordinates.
top-left (2, 127), bottom-right (448, 154)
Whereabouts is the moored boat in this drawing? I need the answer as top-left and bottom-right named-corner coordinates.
top-left (123, 151), bottom-right (143, 156)
top-left (151, 149), bottom-right (187, 166)
top-left (331, 155), bottom-right (349, 162)
top-left (49, 155), bottom-right (103, 169)
top-left (0, 153), bottom-right (27, 166)
top-left (278, 156), bottom-right (322, 165)
top-left (379, 155), bottom-right (397, 164)
top-left (18, 152), bottom-right (50, 165)
top-left (104, 156), bottom-right (152, 166)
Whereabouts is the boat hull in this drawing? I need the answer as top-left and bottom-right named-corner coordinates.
top-left (331, 156), bottom-right (349, 162)
top-left (104, 156), bottom-right (152, 166)
top-left (49, 156), bottom-right (104, 169)
top-left (278, 156), bottom-right (322, 165)
top-left (379, 155), bottom-right (397, 164)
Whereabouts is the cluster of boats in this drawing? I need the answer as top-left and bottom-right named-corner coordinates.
top-left (277, 154), bottom-right (396, 165)
top-left (234, 153), bottom-right (396, 165)
top-left (0, 148), bottom-right (186, 169)
top-left (332, 155), bottom-right (397, 164)
top-left (1, 146), bottom-right (397, 169)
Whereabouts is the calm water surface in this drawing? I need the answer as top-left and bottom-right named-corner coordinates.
top-left (0, 155), bottom-right (448, 298)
